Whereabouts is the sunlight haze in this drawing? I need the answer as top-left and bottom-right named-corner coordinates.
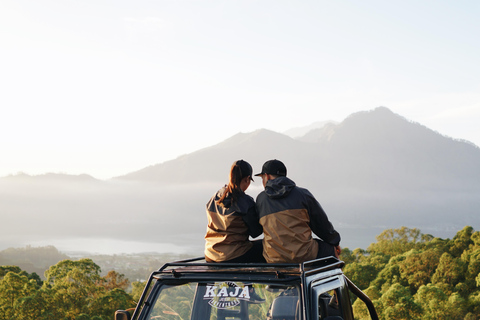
top-left (1, 0), bottom-right (479, 179)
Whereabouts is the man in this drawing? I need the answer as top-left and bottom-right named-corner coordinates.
top-left (255, 159), bottom-right (341, 263)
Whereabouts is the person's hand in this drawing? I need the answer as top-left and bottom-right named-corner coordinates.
top-left (334, 245), bottom-right (341, 258)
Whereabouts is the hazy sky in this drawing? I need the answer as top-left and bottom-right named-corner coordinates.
top-left (1, 0), bottom-right (479, 180)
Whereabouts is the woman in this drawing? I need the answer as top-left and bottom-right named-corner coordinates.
top-left (204, 160), bottom-right (264, 263)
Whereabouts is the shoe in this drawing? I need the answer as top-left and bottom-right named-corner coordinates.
top-left (248, 289), bottom-right (265, 304)
top-left (329, 293), bottom-right (339, 309)
top-left (266, 284), bottom-right (284, 292)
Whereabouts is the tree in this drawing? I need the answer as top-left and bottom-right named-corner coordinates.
top-left (378, 283), bottom-right (421, 320)
top-left (415, 284), bottom-right (449, 320)
top-left (370, 255), bottom-right (408, 293)
top-left (414, 284), bottom-right (468, 319)
top-left (461, 240), bottom-right (480, 291)
top-left (0, 266), bottom-right (22, 278)
top-left (352, 286), bottom-right (381, 320)
top-left (0, 271), bottom-right (39, 320)
top-left (446, 292), bottom-right (467, 319)
top-left (44, 258), bottom-right (102, 287)
top-left (16, 289), bottom-right (51, 320)
top-left (346, 226), bottom-right (479, 319)
top-left (398, 249), bottom-right (441, 291)
top-left (367, 227), bottom-right (425, 257)
top-left (98, 270), bottom-right (129, 291)
top-left (467, 291), bottom-right (480, 318)
top-left (449, 226), bottom-right (474, 258)
top-left (43, 259), bottom-right (104, 319)
top-left (42, 258), bottom-right (136, 319)
top-left (131, 281), bottom-right (146, 302)
top-left (90, 288), bottom-right (135, 318)
top-left (339, 247), bottom-right (369, 264)
top-left (431, 252), bottom-right (466, 293)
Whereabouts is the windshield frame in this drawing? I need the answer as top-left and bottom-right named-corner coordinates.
top-left (136, 277), bottom-right (304, 320)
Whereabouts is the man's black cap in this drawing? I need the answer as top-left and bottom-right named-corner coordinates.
top-left (254, 159), bottom-right (287, 177)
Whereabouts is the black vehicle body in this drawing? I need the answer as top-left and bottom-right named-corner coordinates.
top-left (116, 256), bottom-right (378, 320)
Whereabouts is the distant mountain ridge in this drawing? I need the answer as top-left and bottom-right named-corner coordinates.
top-left (4, 172), bottom-right (98, 182)
top-left (117, 107), bottom-right (480, 190)
top-left (283, 120), bottom-right (338, 138)
top-left (1, 106), bottom-right (479, 252)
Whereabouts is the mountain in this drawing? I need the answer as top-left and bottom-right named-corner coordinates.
top-left (116, 129), bottom-right (311, 183)
top-left (297, 106), bottom-right (480, 190)
top-left (117, 106), bottom-right (480, 191)
top-left (110, 106), bottom-right (480, 247)
top-left (1, 107), bottom-right (479, 253)
top-left (283, 120), bottom-right (338, 138)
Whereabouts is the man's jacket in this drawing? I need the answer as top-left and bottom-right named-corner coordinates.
top-left (205, 186), bottom-right (262, 262)
top-left (256, 177), bottom-right (340, 263)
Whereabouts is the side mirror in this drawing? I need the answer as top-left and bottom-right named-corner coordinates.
top-left (115, 310), bottom-right (131, 320)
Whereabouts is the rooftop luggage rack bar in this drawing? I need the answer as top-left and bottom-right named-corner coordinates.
top-left (155, 256), bottom-right (345, 277)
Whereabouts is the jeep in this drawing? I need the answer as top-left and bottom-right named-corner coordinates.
top-left (115, 256), bottom-right (378, 320)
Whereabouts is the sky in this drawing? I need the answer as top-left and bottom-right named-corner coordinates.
top-left (1, 0), bottom-right (479, 180)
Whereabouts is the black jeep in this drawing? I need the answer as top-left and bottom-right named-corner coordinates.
top-left (116, 256), bottom-right (378, 320)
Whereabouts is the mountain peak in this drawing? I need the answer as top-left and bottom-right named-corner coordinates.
top-left (344, 106), bottom-right (404, 124)
top-left (297, 107), bottom-right (402, 144)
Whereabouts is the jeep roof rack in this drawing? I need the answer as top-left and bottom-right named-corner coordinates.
top-left (147, 256), bottom-right (346, 285)
top-left (157, 256), bottom-right (344, 275)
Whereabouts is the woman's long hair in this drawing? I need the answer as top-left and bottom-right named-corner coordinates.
top-left (216, 160), bottom-right (251, 205)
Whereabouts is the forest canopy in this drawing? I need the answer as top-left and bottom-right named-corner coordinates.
top-left (1, 226), bottom-right (480, 319)
top-left (343, 226), bottom-right (480, 320)
top-left (0, 258), bottom-right (134, 320)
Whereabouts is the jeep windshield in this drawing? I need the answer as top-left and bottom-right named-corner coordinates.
top-left (138, 280), bottom-right (301, 320)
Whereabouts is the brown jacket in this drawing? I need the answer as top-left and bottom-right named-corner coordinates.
top-left (256, 177), bottom-right (340, 263)
top-left (204, 186), bottom-right (262, 262)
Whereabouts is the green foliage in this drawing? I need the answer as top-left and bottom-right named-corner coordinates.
top-left (344, 262), bottom-right (378, 290)
top-left (0, 265), bottom-right (22, 277)
top-left (371, 255), bottom-right (409, 293)
top-left (449, 226), bottom-right (474, 257)
top-left (398, 249), bottom-right (441, 291)
top-left (0, 259), bottom-right (135, 320)
top-left (344, 226), bottom-right (480, 320)
top-left (367, 227), bottom-right (426, 257)
top-left (431, 252), bottom-right (466, 293)
top-left (343, 248), bottom-right (389, 292)
top-left (131, 281), bottom-right (147, 302)
top-left (379, 283), bottom-right (421, 320)
top-left (0, 271), bottom-right (39, 320)
top-left (2, 226), bottom-right (480, 319)
top-left (101, 270), bottom-right (130, 291)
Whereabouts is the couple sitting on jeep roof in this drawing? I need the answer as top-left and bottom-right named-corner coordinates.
top-left (204, 159), bottom-right (341, 264)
